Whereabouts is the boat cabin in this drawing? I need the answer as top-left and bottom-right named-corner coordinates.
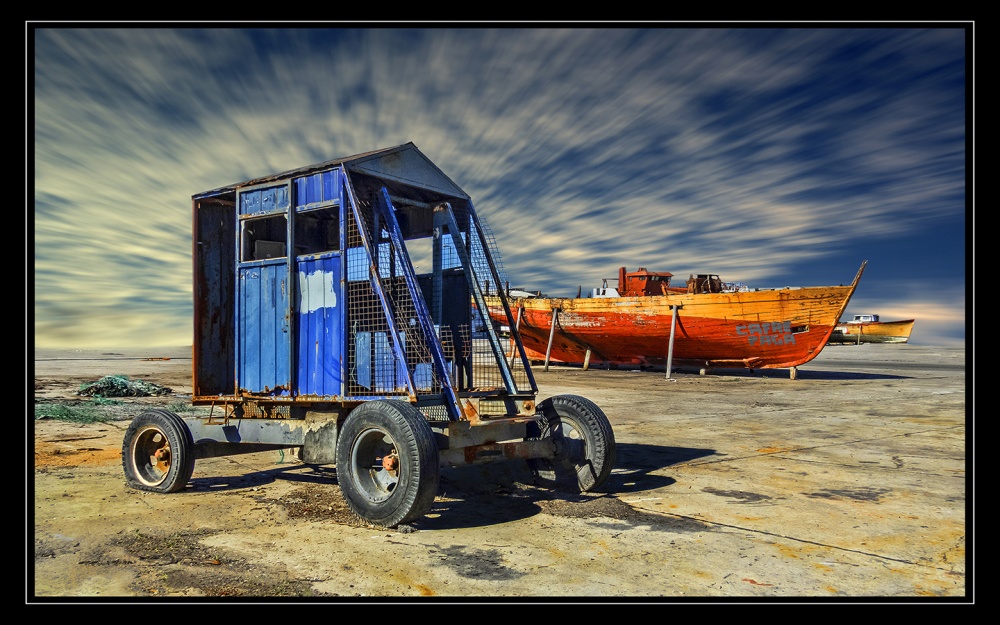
top-left (848, 314), bottom-right (880, 323)
top-left (686, 273), bottom-right (724, 294)
top-left (618, 267), bottom-right (687, 296)
top-left (591, 268), bottom-right (729, 297)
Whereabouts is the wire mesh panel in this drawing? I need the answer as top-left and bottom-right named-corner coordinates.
top-left (345, 196), bottom-right (441, 398)
top-left (476, 216), bottom-right (509, 289)
top-left (343, 175), bottom-right (531, 401)
top-left (455, 204), bottom-right (533, 393)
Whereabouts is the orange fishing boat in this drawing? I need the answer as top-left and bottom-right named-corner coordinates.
top-left (827, 314), bottom-right (915, 344)
top-left (486, 261), bottom-right (867, 372)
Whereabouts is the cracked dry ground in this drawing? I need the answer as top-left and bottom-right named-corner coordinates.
top-left (33, 398), bottom-right (651, 599)
top-left (33, 347), bottom-right (967, 599)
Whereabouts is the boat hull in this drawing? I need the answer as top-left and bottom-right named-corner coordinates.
top-left (827, 320), bottom-right (915, 344)
top-left (488, 284), bottom-right (859, 371)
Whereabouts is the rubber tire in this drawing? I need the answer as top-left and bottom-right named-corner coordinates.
top-left (122, 409), bottom-right (195, 493)
top-left (336, 401), bottom-right (440, 528)
top-left (526, 394), bottom-right (616, 492)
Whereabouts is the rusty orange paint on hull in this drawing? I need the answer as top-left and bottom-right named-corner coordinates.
top-left (487, 268), bottom-right (864, 370)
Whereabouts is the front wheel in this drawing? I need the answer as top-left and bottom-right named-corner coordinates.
top-left (122, 409), bottom-right (195, 493)
top-left (526, 394), bottom-right (616, 492)
top-left (336, 401), bottom-right (440, 528)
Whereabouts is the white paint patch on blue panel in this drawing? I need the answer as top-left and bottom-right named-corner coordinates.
top-left (298, 269), bottom-right (337, 313)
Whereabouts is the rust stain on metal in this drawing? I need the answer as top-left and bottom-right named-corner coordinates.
top-left (461, 441), bottom-right (538, 463)
top-left (462, 399), bottom-right (480, 424)
top-left (381, 452), bottom-right (399, 474)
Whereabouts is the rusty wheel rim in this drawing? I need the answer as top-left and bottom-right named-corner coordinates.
top-left (128, 424), bottom-right (172, 487)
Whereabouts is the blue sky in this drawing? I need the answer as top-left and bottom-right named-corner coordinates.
top-left (31, 25), bottom-right (970, 349)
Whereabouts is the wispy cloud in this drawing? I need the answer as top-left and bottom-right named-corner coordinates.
top-left (32, 26), bottom-right (967, 348)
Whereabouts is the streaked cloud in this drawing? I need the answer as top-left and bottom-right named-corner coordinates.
top-left (32, 26), bottom-right (967, 348)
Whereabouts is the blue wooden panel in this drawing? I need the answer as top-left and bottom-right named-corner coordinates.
top-left (414, 363), bottom-right (434, 390)
top-left (323, 170), bottom-right (337, 202)
top-left (294, 170), bottom-right (340, 208)
top-left (376, 332), bottom-right (394, 392)
top-left (260, 186), bottom-right (290, 212)
top-left (238, 262), bottom-right (291, 393)
top-left (355, 332), bottom-right (372, 390)
top-left (241, 190), bottom-right (261, 215)
top-left (261, 187), bottom-right (277, 213)
top-left (241, 185), bottom-right (289, 215)
top-left (296, 254), bottom-right (343, 397)
top-left (354, 330), bottom-right (408, 393)
top-left (307, 176), bottom-right (321, 206)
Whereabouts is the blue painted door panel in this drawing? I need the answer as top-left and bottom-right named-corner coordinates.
top-left (238, 262), bottom-right (291, 393)
top-left (297, 254), bottom-right (343, 397)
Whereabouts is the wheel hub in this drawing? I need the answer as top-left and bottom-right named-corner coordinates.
top-left (381, 452), bottom-right (399, 474)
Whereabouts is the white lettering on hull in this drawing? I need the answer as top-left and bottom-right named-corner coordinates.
top-left (736, 321), bottom-right (796, 346)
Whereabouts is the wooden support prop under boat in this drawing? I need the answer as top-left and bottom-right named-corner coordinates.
top-left (544, 308), bottom-right (559, 371)
top-left (665, 304), bottom-right (681, 380)
top-left (507, 304), bottom-right (523, 368)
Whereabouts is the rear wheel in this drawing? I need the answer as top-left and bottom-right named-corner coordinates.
top-left (336, 401), bottom-right (439, 528)
top-left (122, 409), bottom-right (195, 493)
top-left (527, 394), bottom-right (616, 492)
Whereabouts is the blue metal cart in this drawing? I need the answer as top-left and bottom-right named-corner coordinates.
top-left (121, 143), bottom-right (616, 527)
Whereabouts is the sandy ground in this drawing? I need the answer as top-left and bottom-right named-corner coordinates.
top-left (30, 344), bottom-right (969, 603)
